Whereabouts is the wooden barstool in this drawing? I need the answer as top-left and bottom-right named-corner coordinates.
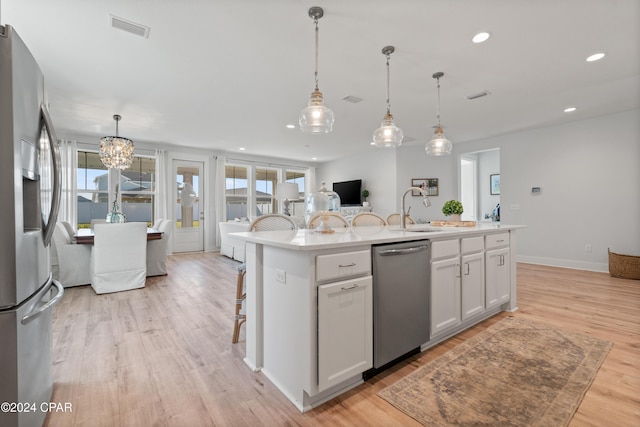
top-left (232, 264), bottom-right (246, 343)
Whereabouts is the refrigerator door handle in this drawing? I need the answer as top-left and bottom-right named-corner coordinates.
top-left (40, 103), bottom-right (62, 247)
top-left (21, 277), bottom-right (64, 325)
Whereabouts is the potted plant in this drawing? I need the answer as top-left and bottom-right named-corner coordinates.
top-left (361, 189), bottom-right (370, 207)
top-left (442, 199), bottom-right (463, 222)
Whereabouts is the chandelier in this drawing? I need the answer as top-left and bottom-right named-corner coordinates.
top-left (372, 45), bottom-right (403, 148)
top-left (425, 72), bottom-right (453, 156)
top-left (299, 6), bottom-right (334, 134)
top-left (99, 114), bottom-right (134, 170)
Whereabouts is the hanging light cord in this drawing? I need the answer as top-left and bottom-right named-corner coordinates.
top-left (385, 53), bottom-right (391, 114)
top-left (435, 76), bottom-right (442, 127)
top-left (314, 17), bottom-right (320, 90)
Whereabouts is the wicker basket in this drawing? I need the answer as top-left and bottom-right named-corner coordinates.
top-left (608, 249), bottom-right (640, 280)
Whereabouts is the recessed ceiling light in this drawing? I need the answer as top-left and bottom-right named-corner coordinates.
top-left (239, 147), bottom-right (246, 151)
top-left (370, 141), bottom-right (376, 146)
top-left (564, 107), bottom-right (577, 113)
top-left (586, 52), bottom-right (605, 62)
top-left (286, 124), bottom-right (296, 129)
top-left (472, 32), bottom-right (490, 43)
top-left (311, 157), bottom-right (317, 160)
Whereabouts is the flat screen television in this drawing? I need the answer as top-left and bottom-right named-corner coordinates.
top-left (333, 179), bottom-right (362, 206)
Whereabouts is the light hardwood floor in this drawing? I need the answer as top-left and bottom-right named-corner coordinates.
top-left (45, 254), bottom-right (640, 426)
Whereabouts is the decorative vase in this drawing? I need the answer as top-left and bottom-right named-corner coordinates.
top-left (448, 214), bottom-right (461, 223)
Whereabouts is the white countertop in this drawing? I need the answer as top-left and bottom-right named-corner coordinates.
top-left (231, 223), bottom-right (524, 251)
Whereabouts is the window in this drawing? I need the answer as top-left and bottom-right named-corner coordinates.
top-left (255, 167), bottom-right (277, 216)
top-left (285, 170), bottom-right (305, 218)
top-left (77, 151), bottom-right (109, 227)
top-left (121, 156), bottom-right (156, 225)
top-left (224, 162), bottom-right (308, 221)
top-left (77, 150), bottom-right (155, 228)
top-left (225, 165), bottom-right (249, 220)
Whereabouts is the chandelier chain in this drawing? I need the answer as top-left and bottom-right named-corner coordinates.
top-left (436, 76), bottom-right (442, 127)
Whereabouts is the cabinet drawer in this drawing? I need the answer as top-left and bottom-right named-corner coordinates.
top-left (316, 249), bottom-right (371, 282)
top-left (461, 236), bottom-right (484, 254)
top-left (432, 239), bottom-right (460, 259)
top-left (485, 232), bottom-right (510, 249)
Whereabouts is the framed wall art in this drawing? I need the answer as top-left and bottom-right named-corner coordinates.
top-left (490, 174), bottom-right (500, 195)
top-left (412, 178), bottom-right (439, 196)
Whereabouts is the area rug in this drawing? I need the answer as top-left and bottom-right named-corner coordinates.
top-left (378, 317), bottom-right (611, 427)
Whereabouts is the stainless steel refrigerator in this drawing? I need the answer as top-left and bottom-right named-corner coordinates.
top-left (0, 24), bottom-right (64, 427)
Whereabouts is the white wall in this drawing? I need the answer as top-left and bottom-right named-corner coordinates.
top-left (317, 149), bottom-right (397, 218)
top-left (455, 109), bottom-right (640, 272)
top-left (395, 144), bottom-right (457, 223)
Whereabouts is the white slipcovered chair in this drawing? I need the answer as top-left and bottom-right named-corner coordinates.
top-left (147, 220), bottom-right (173, 276)
top-left (51, 222), bottom-right (91, 287)
top-left (90, 222), bottom-right (147, 294)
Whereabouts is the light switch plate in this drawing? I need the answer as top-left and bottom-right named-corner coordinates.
top-left (275, 269), bottom-right (286, 284)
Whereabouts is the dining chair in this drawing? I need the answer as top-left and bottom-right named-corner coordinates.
top-left (90, 222), bottom-right (147, 294)
top-left (386, 213), bottom-right (416, 225)
top-left (51, 222), bottom-right (91, 287)
top-left (351, 212), bottom-right (387, 227)
top-left (307, 212), bottom-right (349, 230)
top-left (233, 214), bottom-right (297, 343)
top-left (146, 220), bottom-right (173, 276)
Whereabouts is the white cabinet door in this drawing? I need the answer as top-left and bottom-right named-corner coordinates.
top-left (430, 256), bottom-right (461, 337)
top-left (461, 251), bottom-right (485, 320)
top-left (317, 276), bottom-right (373, 392)
top-left (485, 247), bottom-right (510, 308)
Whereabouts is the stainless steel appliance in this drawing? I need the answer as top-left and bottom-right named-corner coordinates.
top-left (0, 24), bottom-right (64, 427)
top-left (366, 240), bottom-right (430, 377)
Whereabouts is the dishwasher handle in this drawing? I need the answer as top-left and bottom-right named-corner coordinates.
top-left (378, 245), bottom-right (429, 256)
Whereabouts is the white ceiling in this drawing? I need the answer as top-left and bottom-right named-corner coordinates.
top-left (2, 0), bottom-right (639, 163)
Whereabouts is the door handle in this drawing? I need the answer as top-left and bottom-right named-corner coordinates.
top-left (40, 104), bottom-right (62, 248)
top-left (21, 277), bottom-right (64, 325)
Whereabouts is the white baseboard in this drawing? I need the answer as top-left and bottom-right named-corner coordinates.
top-left (517, 255), bottom-right (608, 273)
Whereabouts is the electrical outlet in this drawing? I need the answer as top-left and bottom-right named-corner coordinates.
top-left (275, 269), bottom-right (286, 284)
top-left (584, 244), bottom-right (592, 253)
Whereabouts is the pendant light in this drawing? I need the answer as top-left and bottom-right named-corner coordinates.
top-left (425, 72), bottom-right (453, 156)
top-left (99, 114), bottom-right (135, 169)
top-left (299, 6), bottom-right (334, 134)
top-left (372, 46), bottom-right (404, 148)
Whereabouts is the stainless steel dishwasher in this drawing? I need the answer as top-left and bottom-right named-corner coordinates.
top-left (365, 240), bottom-right (430, 378)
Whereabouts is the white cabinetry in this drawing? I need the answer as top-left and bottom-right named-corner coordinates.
top-left (485, 233), bottom-right (510, 308)
top-left (317, 276), bottom-right (372, 391)
top-left (430, 239), bottom-right (461, 337)
top-left (461, 237), bottom-right (485, 321)
top-left (316, 249), bottom-right (372, 392)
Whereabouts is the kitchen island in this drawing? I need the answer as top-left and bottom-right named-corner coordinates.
top-left (232, 223), bottom-right (523, 412)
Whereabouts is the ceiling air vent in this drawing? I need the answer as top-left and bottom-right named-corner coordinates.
top-left (465, 90), bottom-right (490, 100)
top-left (342, 95), bottom-right (363, 104)
top-left (109, 14), bottom-right (150, 38)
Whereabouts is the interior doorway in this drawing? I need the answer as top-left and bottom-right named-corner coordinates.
top-left (459, 149), bottom-right (500, 223)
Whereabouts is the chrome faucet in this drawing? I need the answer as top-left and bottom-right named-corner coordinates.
top-left (401, 187), bottom-right (431, 229)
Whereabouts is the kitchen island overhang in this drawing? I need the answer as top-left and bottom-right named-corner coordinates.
top-left (232, 223), bottom-right (524, 412)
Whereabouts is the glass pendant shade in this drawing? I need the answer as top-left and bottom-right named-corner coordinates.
top-left (373, 112), bottom-right (403, 148)
top-left (425, 126), bottom-right (453, 156)
top-left (299, 89), bottom-right (335, 134)
top-left (99, 115), bottom-right (134, 170)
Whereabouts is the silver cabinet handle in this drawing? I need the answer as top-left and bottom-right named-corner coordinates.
top-left (379, 245), bottom-right (429, 256)
top-left (339, 263), bottom-right (356, 268)
top-left (341, 284), bottom-right (359, 291)
top-left (496, 239), bottom-right (505, 243)
top-left (456, 263), bottom-right (461, 278)
top-left (464, 263), bottom-right (470, 275)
